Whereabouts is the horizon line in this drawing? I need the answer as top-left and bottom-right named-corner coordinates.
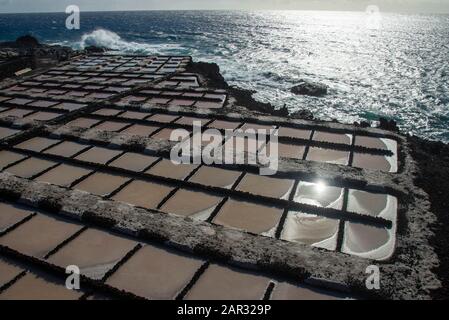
top-left (1, 8), bottom-right (449, 15)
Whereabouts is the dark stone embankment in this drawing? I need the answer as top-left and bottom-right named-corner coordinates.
top-left (0, 35), bottom-right (78, 80)
top-left (408, 136), bottom-right (449, 299)
top-left (291, 79), bottom-right (328, 97)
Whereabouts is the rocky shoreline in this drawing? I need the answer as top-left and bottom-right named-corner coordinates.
top-left (0, 36), bottom-right (73, 81)
top-left (0, 35), bottom-right (105, 81)
top-left (188, 59), bottom-right (449, 300)
top-left (408, 137), bottom-right (449, 299)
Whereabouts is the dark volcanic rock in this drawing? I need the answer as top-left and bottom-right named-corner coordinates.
top-left (291, 80), bottom-right (328, 97)
top-left (289, 109), bottom-right (314, 120)
top-left (187, 61), bottom-right (290, 118)
top-left (378, 117), bottom-right (399, 132)
top-left (15, 35), bottom-right (40, 48)
top-left (33, 45), bottom-right (74, 60)
top-left (0, 35), bottom-right (40, 49)
top-left (1, 34), bottom-right (77, 59)
top-left (229, 86), bottom-right (289, 117)
top-left (353, 121), bottom-right (371, 128)
top-left (0, 34), bottom-right (78, 80)
top-left (187, 61), bottom-right (228, 89)
top-left (85, 46), bottom-right (108, 53)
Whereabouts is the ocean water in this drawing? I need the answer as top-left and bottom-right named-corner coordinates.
top-left (0, 10), bottom-right (448, 142)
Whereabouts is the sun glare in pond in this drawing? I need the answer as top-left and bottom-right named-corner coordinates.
top-left (314, 181), bottom-right (327, 193)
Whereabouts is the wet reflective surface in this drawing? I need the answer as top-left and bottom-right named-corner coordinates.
top-left (213, 200), bottom-right (283, 236)
top-left (352, 153), bottom-right (396, 172)
top-left (15, 137), bottom-right (58, 152)
top-left (281, 182), bottom-right (343, 249)
top-left (0, 151), bottom-right (26, 170)
top-left (5, 158), bottom-right (57, 179)
top-left (294, 181), bottom-right (344, 209)
top-left (0, 202), bottom-right (33, 232)
top-left (112, 180), bottom-right (173, 209)
top-left (109, 152), bottom-right (158, 172)
top-left (0, 214), bottom-right (82, 258)
top-left (0, 257), bottom-right (23, 288)
top-left (281, 212), bottom-right (339, 250)
top-left (106, 245), bottom-right (203, 299)
top-left (0, 271), bottom-right (84, 300)
top-left (185, 264), bottom-right (270, 300)
top-left (122, 124), bottom-right (160, 136)
top-left (343, 189), bottom-right (397, 260)
top-left (43, 141), bottom-right (88, 158)
top-left (73, 172), bottom-right (129, 196)
top-left (277, 127), bottom-right (311, 140)
top-left (0, 127), bottom-right (19, 140)
top-left (306, 147), bottom-right (350, 165)
top-left (74, 147), bottom-right (122, 165)
top-left (34, 164), bottom-right (91, 187)
top-left (160, 189), bottom-right (222, 220)
top-left (48, 229), bottom-right (137, 280)
top-left (313, 132), bottom-right (352, 145)
top-left (236, 173), bottom-right (294, 199)
top-left (0, 196), bottom-right (361, 299)
top-left (270, 281), bottom-right (347, 300)
top-left (189, 166), bottom-right (240, 189)
top-left (146, 159), bottom-right (197, 180)
top-left (342, 222), bottom-right (394, 261)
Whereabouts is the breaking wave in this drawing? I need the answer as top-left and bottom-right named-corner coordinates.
top-left (73, 29), bottom-right (183, 55)
top-left (80, 29), bottom-right (129, 50)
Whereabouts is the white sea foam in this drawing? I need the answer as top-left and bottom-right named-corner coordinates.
top-left (72, 29), bottom-right (183, 55)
